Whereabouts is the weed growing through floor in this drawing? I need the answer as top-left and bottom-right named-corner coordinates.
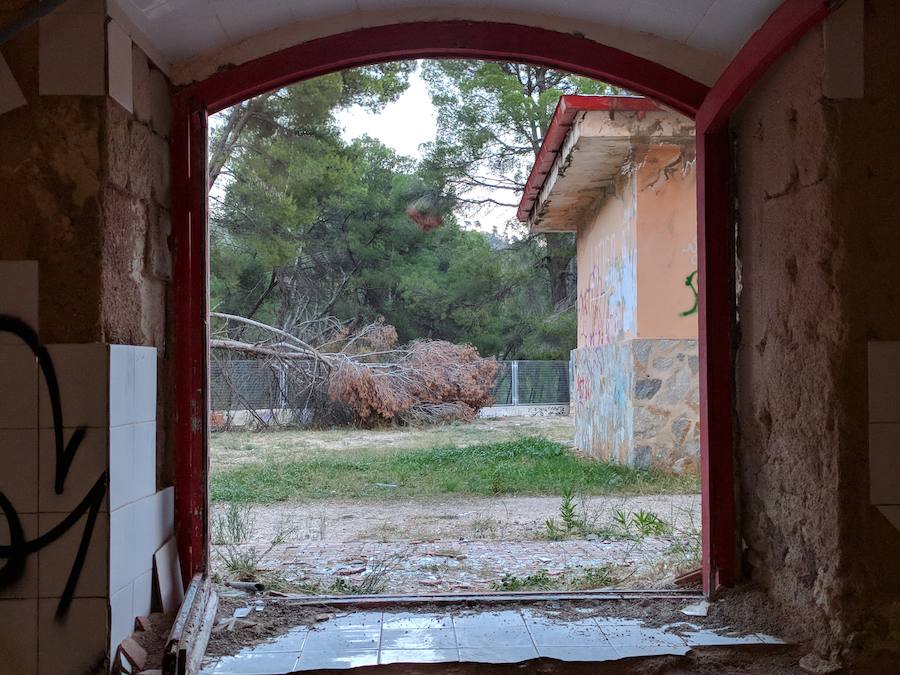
top-left (256, 554), bottom-right (405, 596)
top-left (568, 565), bottom-right (621, 590)
top-left (661, 506), bottom-right (702, 573)
top-left (213, 503), bottom-right (297, 579)
top-left (493, 569), bottom-right (554, 591)
top-left (492, 565), bottom-right (624, 592)
top-left (211, 502), bottom-right (255, 545)
top-left (543, 491), bottom-right (679, 543)
top-left (210, 436), bottom-right (697, 502)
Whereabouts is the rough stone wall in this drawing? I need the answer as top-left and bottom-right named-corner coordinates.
top-left (733, 1), bottom-right (900, 661)
top-left (632, 339), bottom-right (699, 472)
top-left (102, 46), bottom-right (174, 487)
top-left (0, 26), bottom-right (104, 344)
top-left (0, 29), bottom-right (174, 486)
top-left (572, 338), bottom-right (698, 470)
top-left (832, 0), bottom-right (900, 662)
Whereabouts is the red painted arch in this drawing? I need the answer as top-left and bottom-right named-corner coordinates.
top-left (181, 21), bottom-right (709, 116)
top-left (172, 8), bottom-right (835, 595)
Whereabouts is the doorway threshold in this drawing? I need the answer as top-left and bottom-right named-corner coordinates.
top-left (258, 588), bottom-right (703, 608)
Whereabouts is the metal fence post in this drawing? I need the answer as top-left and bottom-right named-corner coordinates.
top-left (511, 360), bottom-right (519, 406)
top-left (278, 364), bottom-right (288, 409)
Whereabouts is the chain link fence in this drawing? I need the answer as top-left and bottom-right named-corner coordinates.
top-left (210, 356), bottom-right (570, 417)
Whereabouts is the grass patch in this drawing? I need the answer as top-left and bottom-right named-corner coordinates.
top-left (210, 436), bottom-right (697, 503)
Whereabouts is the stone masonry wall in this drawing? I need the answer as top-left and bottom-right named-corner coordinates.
top-left (103, 45), bottom-right (174, 487)
top-left (572, 338), bottom-right (698, 471)
top-left (632, 339), bottom-right (699, 473)
top-left (733, 3), bottom-right (900, 663)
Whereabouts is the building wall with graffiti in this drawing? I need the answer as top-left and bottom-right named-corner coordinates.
top-left (570, 138), bottom-right (699, 470)
top-left (573, 338), bottom-right (699, 470)
top-left (576, 174), bottom-right (638, 348)
top-left (635, 144), bottom-right (699, 337)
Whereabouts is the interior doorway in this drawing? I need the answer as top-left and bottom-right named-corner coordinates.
top-left (202, 60), bottom-right (703, 603)
top-left (170, 20), bottom-right (739, 608)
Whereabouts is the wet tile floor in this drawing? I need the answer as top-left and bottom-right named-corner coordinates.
top-left (201, 607), bottom-right (784, 673)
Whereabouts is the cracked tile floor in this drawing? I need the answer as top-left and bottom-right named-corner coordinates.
top-left (201, 607), bottom-right (784, 673)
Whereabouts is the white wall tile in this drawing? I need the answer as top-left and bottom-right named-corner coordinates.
top-left (39, 345), bottom-right (108, 428)
top-left (869, 423), bottom-right (900, 505)
top-left (868, 342), bottom-right (900, 423)
top-left (39, 12), bottom-right (105, 96)
top-left (0, 429), bottom-right (39, 513)
top-left (132, 569), bottom-right (153, 619)
top-left (0, 261), bottom-right (38, 341)
top-left (133, 421), bottom-right (157, 501)
top-left (0, 346), bottom-right (37, 429)
top-left (133, 347), bottom-right (157, 423)
top-left (38, 427), bottom-right (107, 513)
top-left (0, 599), bottom-right (38, 675)
top-left (108, 20), bottom-right (134, 112)
top-left (109, 503), bottom-right (135, 595)
top-left (109, 345), bottom-right (135, 427)
top-left (0, 513), bottom-right (38, 599)
top-left (109, 583), bottom-right (134, 662)
top-left (132, 489), bottom-right (173, 579)
top-left (109, 425), bottom-right (134, 511)
top-left (38, 598), bottom-right (107, 675)
top-left (37, 511), bottom-right (107, 599)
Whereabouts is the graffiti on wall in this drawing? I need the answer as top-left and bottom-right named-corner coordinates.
top-left (578, 228), bottom-right (637, 347)
top-left (680, 270), bottom-right (698, 317)
top-left (0, 315), bottom-right (107, 620)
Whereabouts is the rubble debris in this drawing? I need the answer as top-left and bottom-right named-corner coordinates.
top-left (799, 653), bottom-right (843, 673)
top-left (227, 580), bottom-right (265, 592)
top-left (681, 600), bottom-right (710, 617)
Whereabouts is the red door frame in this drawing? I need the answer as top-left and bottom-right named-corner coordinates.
top-left (171, 5), bottom-right (834, 594)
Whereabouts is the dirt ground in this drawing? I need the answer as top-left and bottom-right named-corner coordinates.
top-left (210, 494), bottom-right (700, 594)
top-left (210, 416), bottom-right (700, 594)
top-left (210, 415), bottom-right (576, 467)
top-left (221, 494), bottom-right (700, 543)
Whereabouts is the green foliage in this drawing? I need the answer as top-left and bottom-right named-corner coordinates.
top-left (209, 60), bottom-right (623, 359)
top-left (493, 569), bottom-right (553, 591)
top-left (569, 565), bottom-right (619, 590)
top-left (559, 487), bottom-right (580, 532)
top-left (209, 436), bottom-right (698, 503)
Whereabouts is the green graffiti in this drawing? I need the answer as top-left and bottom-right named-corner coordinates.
top-left (680, 270), bottom-right (698, 317)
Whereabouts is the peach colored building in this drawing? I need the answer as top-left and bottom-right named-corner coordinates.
top-left (521, 96), bottom-right (699, 470)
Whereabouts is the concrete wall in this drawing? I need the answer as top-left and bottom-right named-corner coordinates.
top-left (733, 0), bottom-right (900, 664)
top-left (635, 145), bottom-right (698, 339)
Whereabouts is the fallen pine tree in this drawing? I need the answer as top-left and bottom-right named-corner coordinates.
top-left (210, 312), bottom-right (497, 427)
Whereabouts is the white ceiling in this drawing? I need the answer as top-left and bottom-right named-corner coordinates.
top-left (109, 0), bottom-right (782, 84)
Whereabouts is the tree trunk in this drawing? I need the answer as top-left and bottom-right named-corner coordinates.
top-left (543, 232), bottom-right (575, 307)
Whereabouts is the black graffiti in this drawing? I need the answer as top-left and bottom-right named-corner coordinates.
top-left (0, 315), bottom-right (107, 620)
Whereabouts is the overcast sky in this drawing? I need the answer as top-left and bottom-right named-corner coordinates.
top-left (335, 69), bottom-right (437, 159)
top-left (334, 65), bottom-right (517, 234)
